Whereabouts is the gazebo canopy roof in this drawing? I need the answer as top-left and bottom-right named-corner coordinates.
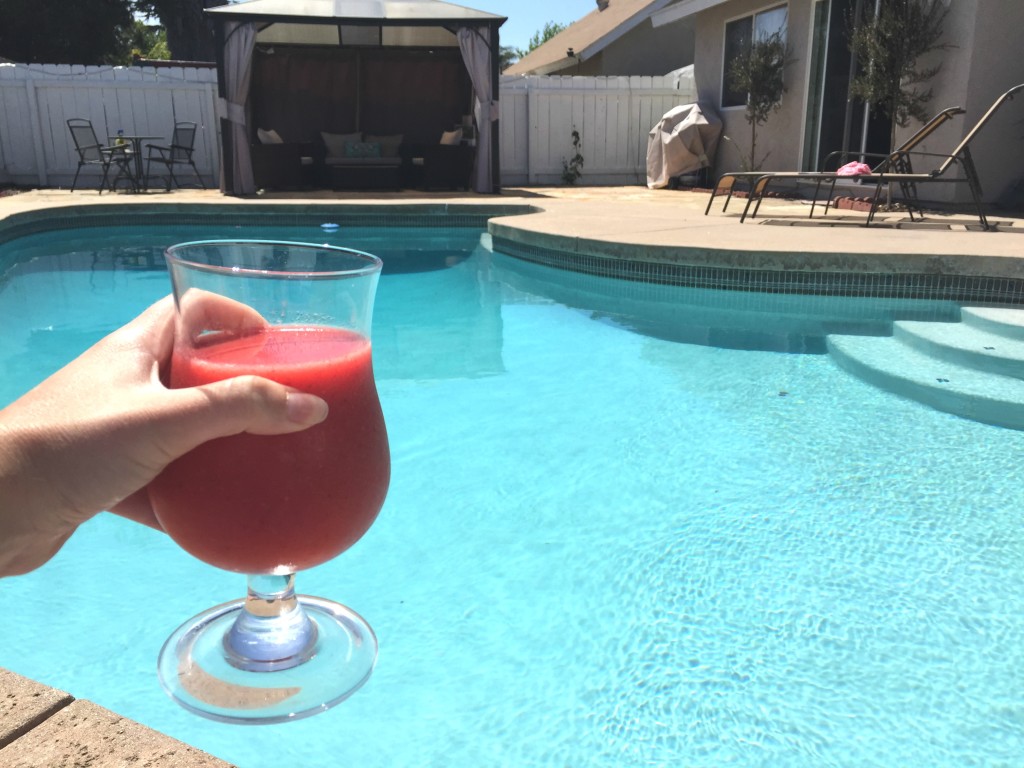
top-left (208, 0), bottom-right (505, 195)
top-left (206, 0), bottom-right (506, 26)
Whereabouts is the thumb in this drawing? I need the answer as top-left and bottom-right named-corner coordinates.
top-left (160, 375), bottom-right (328, 455)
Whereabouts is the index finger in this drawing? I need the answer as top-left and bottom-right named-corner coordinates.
top-left (176, 289), bottom-right (269, 347)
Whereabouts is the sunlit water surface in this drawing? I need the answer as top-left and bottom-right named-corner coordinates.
top-left (1, 224), bottom-right (1022, 767)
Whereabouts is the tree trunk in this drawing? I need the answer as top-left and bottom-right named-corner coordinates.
top-left (154, 0), bottom-right (225, 62)
top-left (749, 122), bottom-right (758, 172)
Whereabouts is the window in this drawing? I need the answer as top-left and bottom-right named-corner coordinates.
top-left (722, 4), bottom-right (788, 108)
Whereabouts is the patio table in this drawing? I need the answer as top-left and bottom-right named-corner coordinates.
top-left (110, 134), bottom-right (161, 191)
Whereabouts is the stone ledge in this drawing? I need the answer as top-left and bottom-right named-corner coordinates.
top-left (0, 668), bottom-right (73, 748)
top-left (0, 668), bottom-right (233, 767)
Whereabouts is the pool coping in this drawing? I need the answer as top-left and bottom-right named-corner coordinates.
top-left (0, 668), bottom-right (232, 766)
top-left (3, 194), bottom-right (1024, 303)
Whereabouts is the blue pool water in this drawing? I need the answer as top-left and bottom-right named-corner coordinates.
top-left (2, 224), bottom-right (1024, 767)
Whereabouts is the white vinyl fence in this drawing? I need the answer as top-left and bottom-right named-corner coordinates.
top-left (0, 63), bottom-right (219, 189)
top-left (0, 64), bottom-right (697, 189)
top-left (499, 74), bottom-right (697, 186)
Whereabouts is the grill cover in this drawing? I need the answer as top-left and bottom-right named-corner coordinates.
top-left (646, 103), bottom-right (722, 189)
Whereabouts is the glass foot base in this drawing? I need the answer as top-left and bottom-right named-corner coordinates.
top-left (158, 595), bottom-right (377, 725)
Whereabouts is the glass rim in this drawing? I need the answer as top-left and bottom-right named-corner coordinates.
top-left (164, 239), bottom-right (383, 279)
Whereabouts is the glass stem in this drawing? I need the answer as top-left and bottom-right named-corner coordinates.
top-left (223, 573), bottom-right (319, 671)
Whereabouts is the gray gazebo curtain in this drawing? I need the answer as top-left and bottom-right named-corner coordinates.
top-left (457, 26), bottom-right (496, 193)
top-left (221, 20), bottom-right (257, 194)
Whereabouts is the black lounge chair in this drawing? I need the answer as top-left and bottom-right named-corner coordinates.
top-left (144, 121), bottom-right (205, 190)
top-left (705, 105), bottom-right (966, 222)
top-left (67, 118), bottom-right (134, 193)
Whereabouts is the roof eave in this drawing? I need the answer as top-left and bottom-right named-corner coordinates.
top-left (587, 0), bottom-right (681, 59)
top-left (651, 0), bottom-right (728, 28)
top-left (205, 2), bottom-right (505, 26)
top-left (513, 0), bottom-right (680, 75)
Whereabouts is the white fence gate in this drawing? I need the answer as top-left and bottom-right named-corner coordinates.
top-left (0, 64), bottom-right (697, 189)
top-left (499, 74), bottom-right (697, 186)
top-left (0, 63), bottom-right (219, 189)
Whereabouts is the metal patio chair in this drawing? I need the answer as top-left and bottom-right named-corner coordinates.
top-left (852, 82), bottom-right (1024, 229)
top-left (144, 121), bottom-right (206, 190)
top-left (67, 118), bottom-right (134, 193)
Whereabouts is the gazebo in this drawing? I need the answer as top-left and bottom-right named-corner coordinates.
top-left (205, 0), bottom-right (506, 194)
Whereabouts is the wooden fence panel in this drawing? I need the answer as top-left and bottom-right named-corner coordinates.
top-left (0, 66), bottom-right (35, 176)
top-left (0, 63), bottom-right (219, 188)
top-left (498, 74), bottom-right (697, 186)
top-left (0, 64), bottom-right (696, 189)
top-left (498, 84), bottom-right (529, 178)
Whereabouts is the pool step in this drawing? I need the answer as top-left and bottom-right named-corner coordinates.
top-left (827, 307), bottom-right (1024, 430)
top-left (961, 305), bottom-right (1024, 339)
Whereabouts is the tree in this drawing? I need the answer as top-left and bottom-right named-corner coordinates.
top-left (499, 45), bottom-right (521, 72)
top-left (0, 0), bottom-right (134, 65)
top-left (119, 19), bottom-right (170, 64)
top-left (526, 21), bottom-right (567, 53)
top-left (847, 0), bottom-right (950, 152)
top-left (726, 30), bottom-right (791, 171)
top-left (134, 0), bottom-right (226, 62)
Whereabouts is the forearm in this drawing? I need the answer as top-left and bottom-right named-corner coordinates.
top-left (0, 422), bottom-right (77, 576)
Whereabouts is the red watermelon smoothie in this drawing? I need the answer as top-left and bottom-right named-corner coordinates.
top-left (150, 325), bottom-right (390, 574)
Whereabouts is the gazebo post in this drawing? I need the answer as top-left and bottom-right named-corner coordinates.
top-left (490, 20), bottom-right (501, 193)
top-left (212, 20), bottom-right (234, 194)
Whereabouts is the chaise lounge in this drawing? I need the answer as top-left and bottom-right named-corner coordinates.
top-left (705, 106), bottom-right (965, 222)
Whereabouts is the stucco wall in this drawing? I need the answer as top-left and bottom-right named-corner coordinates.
top-left (952, 0), bottom-right (1024, 206)
top-left (695, 0), bottom-right (1024, 207)
top-left (596, 18), bottom-right (695, 75)
top-left (566, 18), bottom-right (695, 77)
top-left (695, 0), bottom-right (813, 174)
top-left (884, 0), bottom-right (1024, 205)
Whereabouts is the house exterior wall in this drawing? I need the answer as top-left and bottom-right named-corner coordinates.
top-left (570, 18), bottom-right (695, 76)
top-left (694, 0), bottom-right (813, 173)
top-left (880, 0), bottom-right (1024, 204)
top-left (942, 0), bottom-right (1024, 205)
top-left (694, 0), bottom-right (1024, 205)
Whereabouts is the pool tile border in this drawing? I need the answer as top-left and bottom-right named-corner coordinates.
top-left (490, 234), bottom-right (1024, 304)
top-left (0, 203), bottom-right (537, 244)
top-left (3, 201), bottom-right (1024, 304)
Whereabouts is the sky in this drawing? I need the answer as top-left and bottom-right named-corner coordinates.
top-left (461, 0), bottom-right (598, 52)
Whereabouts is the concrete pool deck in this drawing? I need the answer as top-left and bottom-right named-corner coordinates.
top-left (2, 184), bottom-right (1024, 279)
top-left (1, 183), bottom-right (1023, 765)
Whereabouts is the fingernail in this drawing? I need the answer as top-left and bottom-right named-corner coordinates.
top-left (285, 393), bottom-right (329, 425)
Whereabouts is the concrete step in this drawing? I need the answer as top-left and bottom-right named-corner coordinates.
top-left (826, 332), bottom-right (1024, 430)
top-left (893, 318), bottom-right (1024, 379)
top-left (961, 306), bottom-right (1024, 339)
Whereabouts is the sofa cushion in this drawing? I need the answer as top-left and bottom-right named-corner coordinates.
top-left (257, 127), bottom-right (283, 144)
top-left (345, 141), bottom-right (382, 158)
top-left (440, 127), bottom-right (462, 145)
top-left (324, 155), bottom-right (402, 167)
top-left (365, 133), bottom-right (403, 158)
top-left (321, 130), bottom-right (362, 157)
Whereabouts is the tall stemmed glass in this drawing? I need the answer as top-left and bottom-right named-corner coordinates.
top-left (150, 240), bottom-right (390, 724)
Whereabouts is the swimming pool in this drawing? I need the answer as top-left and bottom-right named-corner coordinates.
top-left (2, 221), bottom-right (1024, 767)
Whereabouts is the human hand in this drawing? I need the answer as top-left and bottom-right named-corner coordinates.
top-left (0, 296), bottom-right (328, 576)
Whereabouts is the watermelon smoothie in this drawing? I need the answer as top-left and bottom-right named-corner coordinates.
top-left (149, 325), bottom-right (390, 574)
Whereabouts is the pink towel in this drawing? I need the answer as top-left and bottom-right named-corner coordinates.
top-left (836, 161), bottom-right (872, 176)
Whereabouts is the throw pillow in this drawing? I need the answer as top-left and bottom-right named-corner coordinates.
top-left (344, 141), bottom-right (382, 158)
top-left (836, 161), bottom-right (872, 176)
top-left (366, 134), bottom-right (403, 158)
top-left (257, 128), bottom-right (283, 144)
top-left (440, 128), bottom-right (463, 145)
top-left (321, 130), bottom-right (362, 158)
